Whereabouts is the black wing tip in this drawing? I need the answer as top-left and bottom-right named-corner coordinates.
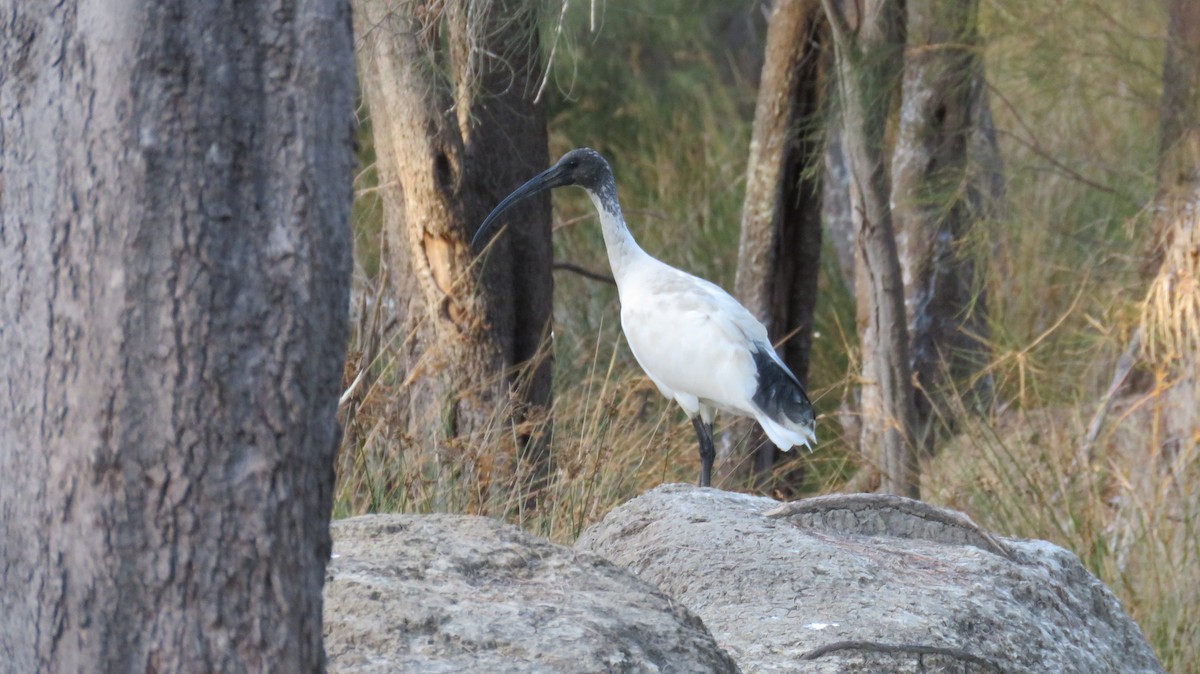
top-left (750, 346), bottom-right (814, 427)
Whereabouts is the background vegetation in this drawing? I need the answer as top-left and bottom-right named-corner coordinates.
top-left (338, 1), bottom-right (1196, 670)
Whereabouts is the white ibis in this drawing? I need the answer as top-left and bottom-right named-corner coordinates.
top-left (473, 148), bottom-right (815, 487)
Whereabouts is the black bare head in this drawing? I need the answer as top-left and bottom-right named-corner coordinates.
top-left (554, 147), bottom-right (612, 193)
top-left (471, 147), bottom-right (614, 250)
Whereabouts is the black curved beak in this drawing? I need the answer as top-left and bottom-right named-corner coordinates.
top-left (471, 163), bottom-right (574, 250)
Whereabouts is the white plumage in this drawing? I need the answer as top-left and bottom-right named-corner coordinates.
top-left (475, 148), bottom-right (815, 486)
top-left (616, 243), bottom-right (814, 449)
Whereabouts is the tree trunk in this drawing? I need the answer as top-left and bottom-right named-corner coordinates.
top-left (824, 120), bottom-right (859, 292)
top-left (450, 1), bottom-right (555, 439)
top-left (1136, 0), bottom-right (1200, 465)
top-left (353, 0), bottom-right (553, 477)
top-left (0, 1), bottom-right (355, 671)
top-left (821, 0), bottom-right (920, 497)
top-left (1140, 188), bottom-right (1200, 464)
top-left (1147, 0), bottom-right (1200, 316)
top-left (1157, 0), bottom-right (1200, 194)
top-left (890, 0), bottom-right (997, 449)
top-left (822, 90), bottom-right (865, 456)
top-left (724, 0), bottom-right (825, 491)
top-left (1086, 0), bottom-right (1200, 467)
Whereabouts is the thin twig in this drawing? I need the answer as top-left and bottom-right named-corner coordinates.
top-left (553, 261), bottom-right (616, 285)
top-left (986, 82), bottom-right (1132, 203)
top-left (819, 0), bottom-right (852, 50)
top-left (1078, 327), bottom-right (1142, 468)
top-left (534, 0), bottom-right (570, 104)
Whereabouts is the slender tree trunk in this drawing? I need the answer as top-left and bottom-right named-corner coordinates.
top-left (1157, 0), bottom-right (1200, 195)
top-left (724, 0), bottom-right (825, 491)
top-left (0, 1), bottom-right (355, 671)
top-left (891, 0), bottom-right (996, 448)
top-left (1135, 0), bottom-right (1200, 465)
top-left (1086, 0), bottom-right (1200, 465)
top-left (353, 0), bottom-right (552, 476)
top-left (824, 121), bottom-right (859, 292)
top-left (822, 94), bottom-right (867, 459)
top-left (821, 0), bottom-right (920, 497)
top-left (1140, 189), bottom-right (1200, 464)
top-left (711, 2), bottom-right (770, 89)
top-left (1149, 0), bottom-right (1200, 281)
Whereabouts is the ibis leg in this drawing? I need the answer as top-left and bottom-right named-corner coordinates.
top-left (692, 416), bottom-right (716, 487)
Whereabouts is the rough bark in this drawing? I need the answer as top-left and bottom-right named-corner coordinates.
top-left (891, 0), bottom-right (996, 448)
top-left (722, 0), bottom-right (825, 491)
top-left (451, 1), bottom-right (554, 429)
top-left (0, 1), bottom-right (355, 671)
top-left (352, 0), bottom-right (552, 471)
top-left (821, 0), bottom-right (920, 497)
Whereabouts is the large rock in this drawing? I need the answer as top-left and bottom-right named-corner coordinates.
top-left (323, 513), bottom-right (741, 674)
top-left (576, 484), bottom-right (1164, 674)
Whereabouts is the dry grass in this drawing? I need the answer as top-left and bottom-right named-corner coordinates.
top-left (337, 1), bottom-right (1196, 671)
top-left (924, 398), bottom-right (1199, 673)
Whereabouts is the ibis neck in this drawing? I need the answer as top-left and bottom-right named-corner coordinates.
top-left (587, 176), bottom-right (647, 282)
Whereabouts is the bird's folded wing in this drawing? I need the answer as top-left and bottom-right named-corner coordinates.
top-left (620, 267), bottom-right (766, 412)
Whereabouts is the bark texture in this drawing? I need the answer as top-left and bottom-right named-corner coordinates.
top-left (725, 0), bottom-right (825, 489)
top-left (821, 0), bottom-right (920, 496)
top-left (0, 1), bottom-right (356, 671)
top-left (891, 0), bottom-right (997, 445)
top-left (353, 0), bottom-right (552, 466)
top-left (450, 2), bottom-right (554, 423)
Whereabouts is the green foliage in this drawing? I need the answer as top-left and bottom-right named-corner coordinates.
top-left (350, 104), bottom-right (384, 282)
top-left (339, 1), bottom-right (1194, 670)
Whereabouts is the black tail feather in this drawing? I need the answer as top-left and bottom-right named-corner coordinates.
top-left (750, 346), bottom-right (815, 428)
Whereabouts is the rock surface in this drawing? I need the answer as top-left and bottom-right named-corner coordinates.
top-left (323, 513), bottom-right (741, 674)
top-left (576, 484), bottom-right (1165, 674)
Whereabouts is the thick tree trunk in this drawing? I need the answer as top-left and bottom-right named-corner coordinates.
top-left (821, 0), bottom-right (920, 497)
top-left (450, 1), bottom-right (555, 439)
top-left (891, 0), bottom-right (996, 448)
top-left (353, 0), bottom-right (552, 473)
top-left (0, 1), bottom-right (355, 671)
top-left (724, 0), bottom-right (825, 490)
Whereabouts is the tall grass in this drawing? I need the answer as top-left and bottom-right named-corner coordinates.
top-left (337, 1), bottom-right (1195, 670)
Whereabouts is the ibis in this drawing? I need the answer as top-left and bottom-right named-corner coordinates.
top-left (473, 148), bottom-right (815, 487)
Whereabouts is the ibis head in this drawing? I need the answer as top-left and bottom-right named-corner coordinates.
top-left (472, 148), bottom-right (613, 249)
